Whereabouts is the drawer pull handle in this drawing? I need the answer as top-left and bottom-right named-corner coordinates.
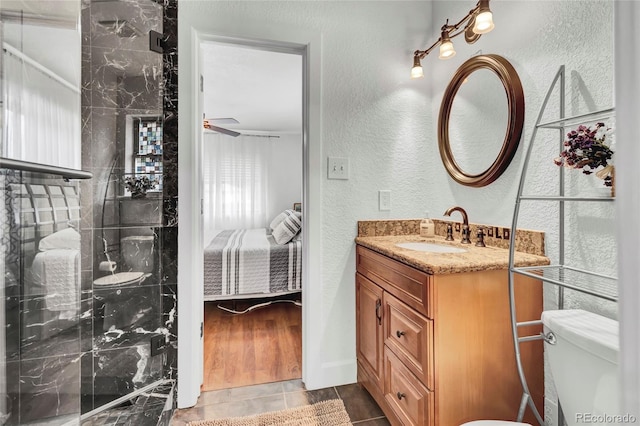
top-left (375, 299), bottom-right (382, 325)
top-left (396, 330), bottom-right (406, 338)
top-left (397, 392), bottom-right (406, 400)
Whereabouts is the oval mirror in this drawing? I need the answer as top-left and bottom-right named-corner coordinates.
top-left (438, 54), bottom-right (525, 187)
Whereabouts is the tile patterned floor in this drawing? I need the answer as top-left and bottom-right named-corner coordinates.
top-left (171, 380), bottom-right (390, 425)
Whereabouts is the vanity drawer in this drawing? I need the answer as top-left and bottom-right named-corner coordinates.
top-left (356, 246), bottom-right (432, 318)
top-left (384, 291), bottom-right (433, 389)
top-left (384, 348), bottom-right (434, 426)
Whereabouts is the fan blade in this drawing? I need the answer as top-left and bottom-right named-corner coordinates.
top-left (205, 117), bottom-right (239, 125)
top-left (205, 124), bottom-right (241, 137)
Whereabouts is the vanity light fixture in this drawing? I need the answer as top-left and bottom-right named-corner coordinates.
top-left (438, 28), bottom-right (456, 59)
top-left (411, 55), bottom-right (424, 78)
top-left (411, 0), bottom-right (495, 78)
top-left (473, 0), bottom-right (495, 34)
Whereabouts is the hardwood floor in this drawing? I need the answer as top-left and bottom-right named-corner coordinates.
top-left (203, 299), bottom-right (302, 391)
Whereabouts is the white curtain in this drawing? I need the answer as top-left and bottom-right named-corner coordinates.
top-left (203, 133), bottom-right (271, 243)
top-left (2, 46), bottom-right (81, 169)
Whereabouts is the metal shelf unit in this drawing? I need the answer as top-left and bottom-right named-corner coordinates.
top-left (511, 265), bottom-right (617, 303)
top-left (506, 65), bottom-right (617, 425)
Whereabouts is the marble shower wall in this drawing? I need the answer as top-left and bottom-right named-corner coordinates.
top-left (80, 0), bottom-right (178, 416)
top-left (0, 0), bottom-right (177, 422)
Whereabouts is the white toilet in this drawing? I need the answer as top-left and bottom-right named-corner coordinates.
top-left (462, 309), bottom-right (619, 426)
top-left (93, 235), bottom-right (155, 289)
top-left (541, 309), bottom-right (619, 426)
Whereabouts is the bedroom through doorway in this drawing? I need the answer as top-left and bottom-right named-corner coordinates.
top-left (199, 41), bottom-right (304, 391)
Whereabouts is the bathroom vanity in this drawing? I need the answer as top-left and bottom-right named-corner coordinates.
top-left (355, 229), bottom-right (549, 426)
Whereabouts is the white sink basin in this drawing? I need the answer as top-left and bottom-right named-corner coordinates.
top-left (395, 242), bottom-right (467, 253)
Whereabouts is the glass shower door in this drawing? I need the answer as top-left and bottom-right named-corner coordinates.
top-left (1, 1), bottom-right (84, 424)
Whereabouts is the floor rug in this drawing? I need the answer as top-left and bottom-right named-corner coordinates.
top-left (187, 399), bottom-right (352, 426)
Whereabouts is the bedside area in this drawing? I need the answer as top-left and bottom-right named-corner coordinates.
top-left (354, 219), bottom-right (550, 426)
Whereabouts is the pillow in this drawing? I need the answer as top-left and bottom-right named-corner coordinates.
top-left (39, 227), bottom-right (80, 251)
top-left (269, 211), bottom-right (288, 231)
top-left (269, 209), bottom-right (301, 231)
top-left (272, 210), bottom-right (302, 244)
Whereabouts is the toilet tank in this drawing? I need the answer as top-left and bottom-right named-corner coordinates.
top-left (541, 310), bottom-right (620, 426)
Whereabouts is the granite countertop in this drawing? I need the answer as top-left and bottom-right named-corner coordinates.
top-left (355, 234), bottom-right (550, 275)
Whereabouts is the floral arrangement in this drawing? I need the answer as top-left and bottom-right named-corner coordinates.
top-left (553, 122), bottom-right (614, 188)
top-left (123, 175), bottom-right (157, 197)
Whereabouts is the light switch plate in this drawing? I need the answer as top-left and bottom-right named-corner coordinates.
top-left (379, 190), bottom-right (391, 211)
top-left (327, 157), bottom-right (349, 180)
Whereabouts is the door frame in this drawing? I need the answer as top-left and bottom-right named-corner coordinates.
top-left (177, 26), bottom-right (323, 408)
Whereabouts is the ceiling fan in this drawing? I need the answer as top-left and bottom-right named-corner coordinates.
top-left (203, 117), bottom-right (241, 137)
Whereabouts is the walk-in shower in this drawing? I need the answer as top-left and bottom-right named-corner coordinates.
top-left (1, 1), bottom-right (178, 424)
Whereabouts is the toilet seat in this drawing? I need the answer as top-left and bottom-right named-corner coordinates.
top-left (93, 271), bottom-right (145, 288)
top-left (460, 422), bottom-right (531, 426)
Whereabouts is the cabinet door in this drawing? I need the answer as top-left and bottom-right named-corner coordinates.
top-left (356, 273), bottom-right (384, 391)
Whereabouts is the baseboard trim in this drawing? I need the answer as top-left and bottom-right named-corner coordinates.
top-left (304, 359), bottom-right (357, 390)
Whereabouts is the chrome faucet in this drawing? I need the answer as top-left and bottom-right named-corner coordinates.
top-left (443, 206), bottom-right (471, 244)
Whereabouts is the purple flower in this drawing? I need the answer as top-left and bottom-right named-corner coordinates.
top-left (554, 122), bottom-right (614, 183)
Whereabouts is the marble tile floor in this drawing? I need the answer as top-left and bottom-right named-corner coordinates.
top-left (171, 380), bottom-right (390, 425)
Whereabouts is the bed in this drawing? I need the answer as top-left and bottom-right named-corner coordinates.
top-left (203, 210), bottom-right (302, 301)
top-left (5, 177), bottom-right (82, 341)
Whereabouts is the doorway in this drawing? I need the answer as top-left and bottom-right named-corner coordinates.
top-left (199, 41), bottom-right (304, 391)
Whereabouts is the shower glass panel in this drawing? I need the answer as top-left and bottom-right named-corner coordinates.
top-left (2, 0), bottom-right (175, 423)
top-left (1, 1), bottom-right (82, 169)
top-left (81, 0), bottom-right (175, 422)
top-left (0, 172), bottom-right (83, 426)
top-left (1, 1), bottom-right (84, 425)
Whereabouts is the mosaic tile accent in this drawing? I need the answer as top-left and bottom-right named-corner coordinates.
top-left (138, 119), bottom-right (163, 155)
top-left (133, 166), bottom-right (164, 192)
top-left (134, 118), bottom-right (164, 192)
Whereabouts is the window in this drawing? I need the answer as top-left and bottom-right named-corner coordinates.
top-left (124, 115), bottom-right (163, 194)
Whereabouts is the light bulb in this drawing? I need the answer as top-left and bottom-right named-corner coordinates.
top-left (439, 40), bottom-right (456, 59)
top-left (473, 10), bottom-right (494, 34)
top-left (411, 55), bottom-right (424, 78)
top-left (411, 65), bottom-right (424, 79)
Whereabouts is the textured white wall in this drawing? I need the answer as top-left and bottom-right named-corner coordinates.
top-left (430, 2), bottom-right (615, 423)
top-left (267, 134), bottom-right (303, 222)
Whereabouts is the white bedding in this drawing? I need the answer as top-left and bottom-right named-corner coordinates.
top-left (27, 249), bottom-right (80, 319)
top-left (203, 228), bottom-right (302, 300)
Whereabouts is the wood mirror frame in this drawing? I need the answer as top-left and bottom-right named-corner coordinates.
top-left (438, 54), bottom-right (525, 187)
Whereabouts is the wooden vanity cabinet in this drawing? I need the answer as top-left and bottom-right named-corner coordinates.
top-left (356, 245), bottom-right (544, 426)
